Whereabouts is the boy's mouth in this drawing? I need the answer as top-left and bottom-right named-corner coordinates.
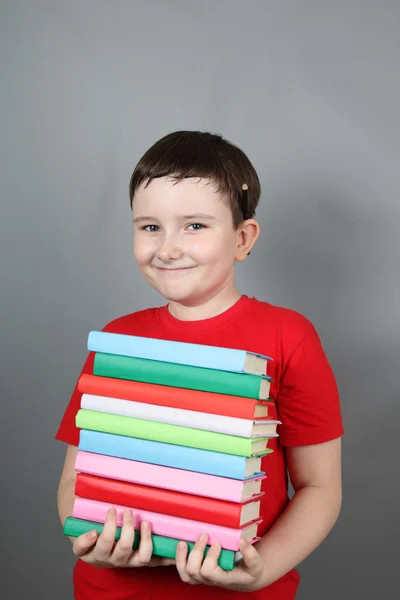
top-left (156, 267), bottom-right (194, 273)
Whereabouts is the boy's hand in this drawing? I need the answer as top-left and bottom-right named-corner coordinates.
top-left (175, 535), bottom-right (266, 591)
top-left (72, 507), bottom-right (175, 568)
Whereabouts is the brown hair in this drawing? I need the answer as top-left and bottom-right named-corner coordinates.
top-left (129, 130), bottom-right (261, 228)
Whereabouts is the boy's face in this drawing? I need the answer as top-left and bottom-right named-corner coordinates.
top-left (132, 177), bottom-right (244, 306)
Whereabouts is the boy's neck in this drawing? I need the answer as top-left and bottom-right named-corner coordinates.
top-left (167, 286), bottom-right (242, 322)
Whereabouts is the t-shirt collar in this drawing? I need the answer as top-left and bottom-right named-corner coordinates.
top-left (157, 294), bottom-right (253, 333)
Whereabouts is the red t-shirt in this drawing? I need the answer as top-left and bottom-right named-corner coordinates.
top-left (55, 295), bottom-right (344, 600)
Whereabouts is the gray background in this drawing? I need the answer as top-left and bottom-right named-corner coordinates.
top-left (1, 0), bottom-right (398, 598)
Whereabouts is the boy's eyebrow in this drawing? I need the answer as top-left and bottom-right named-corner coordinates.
top-left (132, 216), bottom-right (158, 223)
top-left (133, 213), bottom-right (217, 223)
top-left (182, 213), bottom-right (217, 220)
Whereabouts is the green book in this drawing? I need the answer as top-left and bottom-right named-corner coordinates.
top-left (76, 409), bottom-right (273, 457)
top-left (93, 353), bottom-right (271, 400)
top-left (64, 517), bottom-right (241, 571)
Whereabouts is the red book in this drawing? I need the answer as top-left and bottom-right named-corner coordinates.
top-left (75, 473), bottom-right (262, 528)
top-left (78, 373), bottom-right (276, 420)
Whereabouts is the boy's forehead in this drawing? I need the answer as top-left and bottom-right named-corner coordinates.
top-left (134, 176), bottom-right (227, 212)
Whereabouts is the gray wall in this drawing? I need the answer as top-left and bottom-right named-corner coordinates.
top-left (1, 1), bottom-right (398, 598)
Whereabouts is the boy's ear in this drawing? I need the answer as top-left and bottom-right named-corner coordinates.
top-left (235, 219), bottom-right (260, 261)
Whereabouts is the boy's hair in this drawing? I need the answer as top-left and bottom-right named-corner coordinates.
top-left (129, 130), bottom-right (261, 228)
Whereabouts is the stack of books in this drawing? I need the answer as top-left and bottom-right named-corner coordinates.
top-left (64, 332), bottom-right (280, 570)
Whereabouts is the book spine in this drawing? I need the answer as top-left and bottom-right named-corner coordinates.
top-left (64, 517), bottom-right (235, 570)
top-left (78, 430), bottom-right (268, 479)
top-left (75, 450), bottom-right (267, 502)
top-left (78, 374), bottom-right (273, 420)
top-left (72, 497), bottom-right (260, 550)
top-left (76, 409), bottom-right (266, 456)
top-left (93, 353), bottom-right (270, 400)
top-left (80, 393), bottom-right (269, 438)
top-left (75, 473), bottom-right (256, 528)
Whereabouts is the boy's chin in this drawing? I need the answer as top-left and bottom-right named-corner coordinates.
top-left (161, 291), bottom-right (198, 304)
top-left (155, 285), bottom-right (202, 306)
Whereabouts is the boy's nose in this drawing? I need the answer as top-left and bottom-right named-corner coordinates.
top-left (157, 242), bottom-right (183, 262)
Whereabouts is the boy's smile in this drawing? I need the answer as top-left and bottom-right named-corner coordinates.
top-left (132, 176), bottom-right (258, 315)
top-left (156, 266), bottom-right (197, 273)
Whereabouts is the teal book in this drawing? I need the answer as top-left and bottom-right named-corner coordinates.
top-left (93, 353), bottom-right (271, 400)
top-left (64, 517), bottom-right (242, 571)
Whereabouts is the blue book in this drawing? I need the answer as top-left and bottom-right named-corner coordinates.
top-left (78, 430), bottom-right (270, 480)
top-left (87, 331), bottom-right (272, 375)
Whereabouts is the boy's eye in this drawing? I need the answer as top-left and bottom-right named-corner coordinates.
top-left (141, 223), bottom-right (205, 232)
top-left (187, 223), bottom-right (205, 231)
top-left (142, 225), bottom-right (159, 232)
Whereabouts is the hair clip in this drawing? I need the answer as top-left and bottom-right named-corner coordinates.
top-left (241, 183), bottom-right (248, 215)
top-left (242, 184), bottom-right (251, 256)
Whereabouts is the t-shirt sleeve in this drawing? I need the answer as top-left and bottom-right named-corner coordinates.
top-left (277, 326), bottom-right (344, 446)
top-left (54, 351), bottom-right (95, 447)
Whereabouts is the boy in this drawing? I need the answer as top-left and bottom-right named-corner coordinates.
top-left (56, 130), bottom-right (343, 600)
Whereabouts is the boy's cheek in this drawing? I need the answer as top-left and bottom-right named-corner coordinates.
top-left (133, 242), bottom-right (155, 264)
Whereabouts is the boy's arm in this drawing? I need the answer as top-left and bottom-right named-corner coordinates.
top-left (175, 436), bottom-right (342, 590)
top-left (255, 436), bottom-right (342, 588)
top-left (57, 444), bottom-right (79, 539)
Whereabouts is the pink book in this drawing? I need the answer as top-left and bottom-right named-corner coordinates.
top-left (75, 451), bottom-right (266, 503)
top-left (72, 497), bottom-right (262, 551)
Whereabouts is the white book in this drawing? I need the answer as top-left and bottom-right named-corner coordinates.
top-left (80, 393), bottom-right (281, 438)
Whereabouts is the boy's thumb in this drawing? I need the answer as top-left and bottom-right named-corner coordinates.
top-left (239, 537), bottom-right (260, 570)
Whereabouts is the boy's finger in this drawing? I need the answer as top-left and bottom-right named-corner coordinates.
top-left (175, 541), bottom-right (193, 584)
top-left (95, 508), bottom-right (117, 562)
top-left (135, 521), bottom-right (153, 564)
top-left (200, 542), bottom-right (226, 582)
top-left (113, 508), bottom-right (135, 564)
top-left (72, 529), bottom-right (98, 557)
top-left (185, 534), bottom-right (208, 580)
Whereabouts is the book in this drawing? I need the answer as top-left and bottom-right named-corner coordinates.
top-left (64, 517), bottom-right (241, 571)
top-left (75, 473), bottom-right (262, 528)
top-left (78, 430), bottom-right (270, 479)
top-left (76, 410), bottom-right (273, 456)
top-left (93, 353), bottom-right (271, 400)
top-left (72, 497), bottom-right (262, 551)
top-left (88, 331), bottom-right (272, 375)
top-left (75, 450), bottom-right (266, 502)
top-left (78, 374), bottom-right (275, 419)
top-left (80, 393), bottom-right (281, 438)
